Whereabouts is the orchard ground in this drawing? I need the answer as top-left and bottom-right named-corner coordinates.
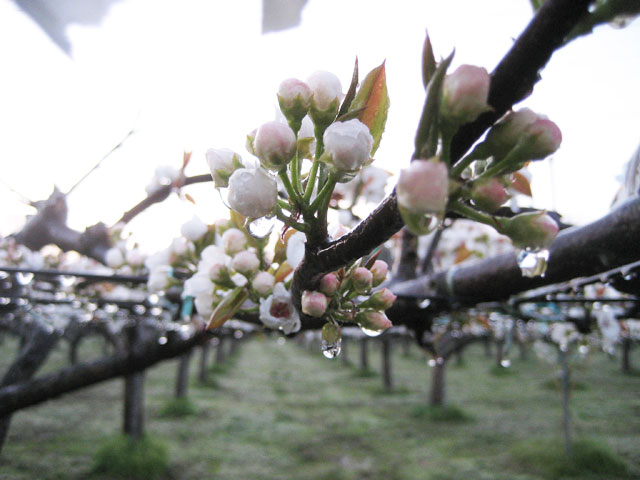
top-left (1, 335), bottom-right (639, 479)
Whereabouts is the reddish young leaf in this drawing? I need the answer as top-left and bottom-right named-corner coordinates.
top-left (349, 61), bottom-right (389, 155)
top-left (511, 171), bottom-right (532, 197)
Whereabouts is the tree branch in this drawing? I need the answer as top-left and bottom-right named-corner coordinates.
top-left (392, 197), bottom-right (640, 306)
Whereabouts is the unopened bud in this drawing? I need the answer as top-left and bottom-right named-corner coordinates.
top-left (319, 273), bottom-right (340, 296)
top-left (370, 260), bottom-right (388, 287)
top-left (470, 178), bottom-right (509, 213)
top-left (322, 119), bottom-right (373, 179)
top-left (351, 267), bottom-right (373, 294)
top-left (206, 148), bottom-right (243, 188)
top-left (397, 158), bottom-right (449, 215)
top-left (302, 290), bottom-right (329, 317)
top-left (252, 271), bottom-right (275, 296)
top-left (231, 250), bottom-right (260, 275)
top-left (360, 288), bottom-right (397, 310)
top-left (322, 322), bottom-right (341, 344)
top-left (441, 65), bottom-right (491, 126)
top-left (355, 310), bottom-right (392, 333)
top-left (227, 168), bottom-right (278, 218)
top-left (278, 78), bottom-right (312, 130)
top-left (499, 211), bottom-right (559, 249)
top-left (254, 121), bottom-right (297, 171)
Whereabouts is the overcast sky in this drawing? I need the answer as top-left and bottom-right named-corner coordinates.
top-left (1, 0), bottom-right (639, 251)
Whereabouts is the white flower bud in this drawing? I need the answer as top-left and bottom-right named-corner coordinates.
top-left (254, 121), bottom-right (297, 171)
top-left (441, 64), bottom-right (491, 126)
top-left (252, 271), bottom-right (275, 296)
top-left (105, 248), bottom-right (124, 269)
top-left (228, 168), bottom-right (278, 218)
top-left (323, 119), bottom-right (373, 176)
top-left (232, 250), bottom-right (260, 275)
top-left (206, 148), bottom-right (243, 188)
top-left (397, 158), bottom-right (449, 215)
top-left (307, 71), bottom-right (343, 112)
top-left (221, 228), bottom-right (247, 255)
top-left (180, 215), bottom-right (209, 242)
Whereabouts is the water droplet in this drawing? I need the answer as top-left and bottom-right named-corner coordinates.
top-left (321, 338), bottom-right (342, 359)
top-left (500, 359), bottom-right (511, 368)
top-left (428, 359), bottom-right (436, 367)
top-left (360, 326), bottom-right (383, 337)
top-left (248, 216), bottom-right (275, 238)
top-left (59, 275), bottom-right (76, 288)
top-left (16, 272), bottom-right (34, 285)
top-left (516, 249), bottom-right (549, 278)
top-left (578, 345), bottom-right (589, 355)
top-left (158, 336), bottom-right (168, 345)
top-left (234, 330), bottom-right (244, 339)
top-left (624, 273), bottom-right (635, 281)
top-left (104, 303), bottom-right (119, 314)
top-left (419, 299), bottom-right (431, 309)
top-left (150, 306), bottom-right (163, 316)
top-left (217, 187), bottom-right (231, 209)
top-left (133, 305), bottom-right (146, 315)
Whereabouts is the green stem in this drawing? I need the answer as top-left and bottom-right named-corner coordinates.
top-left (474, 142), bottom-right (529, 182)
top-left (309, 174), bottom-right (337, 214)
top-left (275, 206), bottom-right (310, 233)
top-left (450, 151), bottom-right (479, 178)
top-left (303, 160), bottom-right (320, 203)
top-left (291, 152), bottom-right (302, 195)
top-left (449, 201), bottom-right (500, 230)
top-left (279, 169), bottom-right (300, 206)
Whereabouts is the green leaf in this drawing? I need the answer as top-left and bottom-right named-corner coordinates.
top-left (337, 57), bottom-right (359, 118)
top-left (422, 31), bottom-right (437, 89)
top-left (207, 287), bottom-right (249, 329)
top-left (348, 61), bottom-right (390, 156)
top-left (414, 51), bottom-right (454, 159)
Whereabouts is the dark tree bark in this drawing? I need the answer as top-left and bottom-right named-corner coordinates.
top-left (175, 351), bottom-right (192, 398)
top-left (0, 321), bottom-right (60, 453)
top-left (123, 371), bottom-right (145, 441)
top-left (429, 358), bottom-right (446, 407)
top-left (215, 336), bottom-right (226, 364)
top-left (621, 338), bottom-right (632, 373)
top-left (381, 335), bottom-right (393, 392)
top-left (198, 342), bottom-right (211, 383)
top-left (359, 338), bottom-right (369, 371)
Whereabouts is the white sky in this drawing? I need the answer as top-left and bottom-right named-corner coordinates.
top-left (0, 0), bottom-right (639, 252)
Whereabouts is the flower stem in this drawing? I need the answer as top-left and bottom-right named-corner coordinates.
top-left (309, 174), bottom-right (337, 214)
top-left (303, 160), bottom-right (320, 203)
top-left (279, 168), bottom-right (300, 206)
top-left (275, 206), bottom-right (310, 233)
top-left (449, 201), bottom-right (500, 230)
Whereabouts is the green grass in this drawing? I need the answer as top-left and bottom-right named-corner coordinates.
top-left (511, 438), bottom-right (629, 479)
top-left (91, 435), bottom-right (168, 479)
top-left (158, 397), bottom-right (198, 418)
top-left (410, 404), bottom-right (472, 422)
top-left (1, 335), bottom-right (639, 479)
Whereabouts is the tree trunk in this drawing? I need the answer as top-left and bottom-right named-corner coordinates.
top-left (621, 337), bottom-right (632, 373)
top-left (215, 337), bottom-right (226, 364)
top-left (175, 351), bottom-right (192, 398)
top-left (381, 336), bottom-right (393, 392)
top-left (123, 371), bottom-right (145, 441)
top-left (198, 342), bottom-right (210, 383)
top-left (429, 358), bottom-right (446, 407)
top-left (341, 336), bottom-right (349, 365)
top-left (0, 322), bottom-right (59, 454)
top-left (359, 338), bottom-right (369, 371)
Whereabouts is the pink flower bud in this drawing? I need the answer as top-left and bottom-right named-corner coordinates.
top-left (206, 148), bottom-right (243, 188)
top-left (208, 263), bottom-right (229, 283)
top-left (228, 168), bottom-right (278, 218)
top-left (221, 228), bottom-right (246, 255)
top-left (319, 273), bottom-right (340, 296)
top-left (500, 211), bottom-right (559, 249)
top-left (302, 290), bottom-right (329, 317)
top-left (470, 178), bottom-right (509, 213)
top-left (252, 271), bottom-right (275, 296)
top-left (482, 108), bottom-right (561, 161)
top-left (397, 158), bottom-right (449, 215)
top-left (355, 310), bottom-right (392, 333)
top-left (254, 121), bottom-right (297, 171)
top-left (370, 260), bottom-right (388, 287)
top-left (351, 267), bottom-right (373, 294)
top-left (365, 288), bottom-right (397, 310)
top-left (232, 250), bottom-right (260, 275)
top-left (307, 70), bottom-right (343, 112)
top-left (322, 120), bottom-right (373, 176)
top-left (441, 65), bottom-right (491, 126)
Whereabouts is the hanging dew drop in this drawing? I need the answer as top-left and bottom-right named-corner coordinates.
top-left (360, 326), bottom-right (383, 337)
top-left (321, 338), bottom-right (342, 359)
top-left (248, 216), bottom-right (275, 238)
top-left (516, 248), bottom-right (549, 278)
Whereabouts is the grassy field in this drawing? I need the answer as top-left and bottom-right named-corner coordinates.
top-left (0, 334), bottom-right (639, 479)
